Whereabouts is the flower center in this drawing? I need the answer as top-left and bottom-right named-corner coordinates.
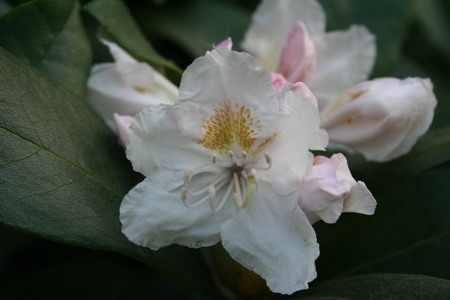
top-left (182, 100), bottom-right (277, 211)
top-left (181, 151), bottom-right (271, 212)
top-left (198, 100), bottom-right (277, 155)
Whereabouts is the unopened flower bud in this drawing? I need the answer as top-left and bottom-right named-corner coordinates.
top-left (321, 77), bottom-right (437, 162)
top-left (298, 154), bottom-right (376, 224)
top-left (87, 40), bottom-right (178, 134)
top-left (278, 20), bottom-right (317, 84)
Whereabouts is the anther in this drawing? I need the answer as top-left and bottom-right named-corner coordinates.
top-left (242, 151), bottom-right (247, 159)
top-left (212, 154), bottom-right (217, 164)
top-left (229, 150), bottom-right (235, 159)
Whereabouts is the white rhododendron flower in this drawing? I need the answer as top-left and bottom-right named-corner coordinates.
top-left (120, 49), bottom-right (330, 294)
top-left (298, 154), bottom-right (376, 224)
top-left (321, 78), bottom-right (437, 162)
top-left (86, 40), bottom-right (178, 144)
top-left (242, 0), bottom-right (376, 109)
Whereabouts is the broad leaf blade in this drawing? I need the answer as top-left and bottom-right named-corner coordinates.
top-left (0, 47), bottom-right (217, 297)
top-left (135, 0), bottom-right (250, 58)
top-left (298, 274), bottom-right (450, 299)
top-left (0, 0), bottom-right (91, 97)
top-left (84, 0), bottom-right (182, 84)
top-left (315, 162), bottom-right (450, 281)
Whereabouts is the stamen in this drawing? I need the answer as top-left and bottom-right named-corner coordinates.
top-left (209, 186), bottom-right (216, 201)
top-left (212, 178), bottom-right (235, 212)
top-left (246, 152), bottom-right (272, 171)
top-left (229, 150), bottom-right (235, 159)
top-left (181, 186), bottom-right (188, 201)
top-left (242, 150), bottom-right (247, 159)
top-left (233, 172), bottom-right (242, 208)
top-left (233, 193), bottom-right (241, 208)
top-left (182, 186), bottom-right (210, 208)
top-left (212, 154), bottom-right (217, 164)
top-left (185, 172), bottom-right (228, 196)
top-left (241, 169), bottom-right (256, 209)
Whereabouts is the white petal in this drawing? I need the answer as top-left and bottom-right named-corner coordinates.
top-left (221, 182), bottom-right (319, 294)
top-left (321, 77), bottom-right (437, 162)
top-left (262, 84), bottom-right (328, 194)
top-left (127, 104), bottom-right (211, 181)
top-left (101, 40), bottom-right (178, 98)
top-left (310, 25), bottom-right (376, 109)
top-left (101, 39), bottom-right (138, 64)
top-left (176, 49), bottom-right (279, 140)
top-left (242, 0), bottom-right (325, 71)
top-left (101, 39), bottom-right (156, 88)
top-left (87, 63), bottom-right (164, 132)
top-left (120, 172), bottom-right (235, 250)
top-left (86, 41), bottom-right (178, 133)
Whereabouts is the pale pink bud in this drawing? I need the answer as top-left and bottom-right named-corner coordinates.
top-left (321, 77), bottom-right (437, 162)
top-left (298, 153), bottom-right (376, 225)
top-left (270, 72), bottom-right (288, 90)
top-left (278, 20), bottom-right (317, 84)
top-left (114, 114), bottom-right (134, 148)
top-left (215, 37), bottom-right (233, 50)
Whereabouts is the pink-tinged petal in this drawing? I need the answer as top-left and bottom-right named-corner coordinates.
top-left (114, 114), bottom-right (134, 148)
top-left (278, 20), bottom-right (317, 84)
top-left (297, 153), bottom-right (376, 224)
top-left (215, 37), bottom-right (233, 50)
top-left (242, 0), bottom-right (325, 72)
top-left (310, 25), bottom-right (376, 109)
top-left (221, 182), bottom-right (319, 294)
top-left (270, 72), bottom-right (288, 90)
top-left (321, 77), bottom-right (437, 162)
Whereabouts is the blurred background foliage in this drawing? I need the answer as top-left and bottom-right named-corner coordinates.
top-left (0, 0), bottom-right (449, 299)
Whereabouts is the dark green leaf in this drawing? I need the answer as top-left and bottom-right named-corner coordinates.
top-left (0, 0), bottom-right (91, 97)
top-left (0, 235), bottom-right (195, 300)
top-left (0, 47), bottom-right (217, 297)
top-left (298, 274), bottom-right (450, 300)
top-left (315, 162), bottom-right (450, 281)
top-left (84, 0), bottom-right (182, 84)
top-left (135, 0), bottom-right (250, 59)
top-left (414, 0), bottom-right (450, 60)
top-left (348, 126), bottom-right (450, 189)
